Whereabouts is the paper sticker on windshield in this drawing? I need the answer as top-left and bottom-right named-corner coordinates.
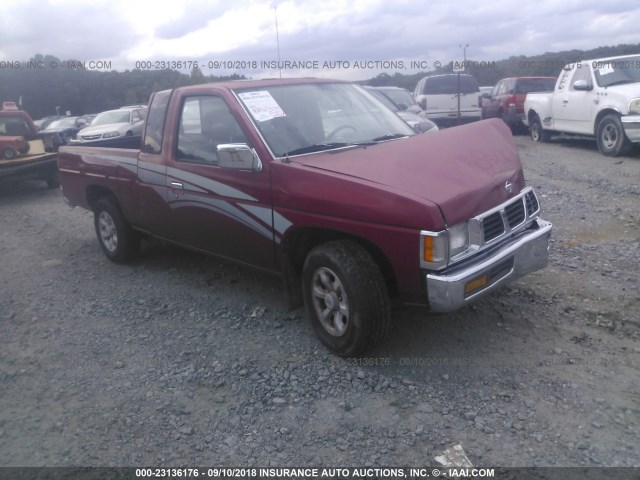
top-left (238, 91), bottom-right (286, 122)
top-left (597, 64), bottom-right (614, 76)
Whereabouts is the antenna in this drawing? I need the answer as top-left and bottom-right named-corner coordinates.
top-left (274, 6), bottom-right (282, 79)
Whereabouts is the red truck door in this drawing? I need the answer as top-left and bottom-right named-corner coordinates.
top-left (135, 90), bottom-right (176, 239)
top-left (164, 94), bottom-right (276, 272)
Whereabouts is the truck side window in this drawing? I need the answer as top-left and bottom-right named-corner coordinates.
top-left (557, 70), bottom-right (571, 91)
top-left (143, 89), bottom-right (171, 153)
top-left (176, 96), bottom-right (248, 165)
top-left (570, 64), bottom-right (592, 90)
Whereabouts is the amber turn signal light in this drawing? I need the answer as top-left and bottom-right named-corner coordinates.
top-left (464, 275), bottom-right (489, 295)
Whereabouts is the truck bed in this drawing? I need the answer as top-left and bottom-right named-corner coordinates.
top-left (0, 151), bottom-right (58, 180)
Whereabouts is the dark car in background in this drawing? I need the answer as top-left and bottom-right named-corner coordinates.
top-left (481, 77), bottom-right (556, 130)
top-left (34, 115), bottom-right (65, 131)
top-left (41, 115), bottom-right (93, 144)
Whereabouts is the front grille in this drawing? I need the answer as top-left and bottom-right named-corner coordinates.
top-left (80, 134), bottom-right (101, 141)
top-left (482, 212), bottom-right (505, 242)
top-left (525, 190), bottom-right (539, 216)
top-left (480, 188), bottom-right (540, 243)
top-left (504, 198), bottom-right (525, 228)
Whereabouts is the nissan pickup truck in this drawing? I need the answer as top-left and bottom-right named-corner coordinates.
top-left (523, 55), bottom-right (640, 156)
top-left (57, 78), bottom-right (552, 356)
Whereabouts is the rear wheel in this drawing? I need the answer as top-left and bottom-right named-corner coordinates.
top-left (596, 114), bottom-right (632, 157)
top-left (530, 114), bottom-right (550, 143)
top-left (302, 240), bottom-right (391, 356)
top-left (94, 196), bottom-right (139, 263)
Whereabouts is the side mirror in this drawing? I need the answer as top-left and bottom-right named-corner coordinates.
top-left (217, 144), bottom-right (262, 172)
top-left (397, 102), bottom-right (408, 111)
top-left (573, 80), bottom-right (592, 91)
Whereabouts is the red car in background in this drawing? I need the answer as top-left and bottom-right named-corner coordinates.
top-left (0, 102), bottom-right (60, 186)
top-left (481, 77), bottom-right (556, 130)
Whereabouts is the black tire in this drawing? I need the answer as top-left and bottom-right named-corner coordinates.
top-left (530, 114), bottom-right (550, 143)
top-left (500, 111), bottom-right (516, 134)
top-left (302, 240), bottom-right (391, 356)
top-left (94, 196), bottom-right (139, 263)
top-left (2, 146), bottom-right (17, 160)
top-left (596, 114), bottom-right (632, 157)
top-left (19, 143), bottom-right (30, 155)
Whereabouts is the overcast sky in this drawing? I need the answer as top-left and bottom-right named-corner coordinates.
top-left (1, 0), bottom-right (639, 80)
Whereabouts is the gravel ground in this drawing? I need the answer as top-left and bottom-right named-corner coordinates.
top-left (0, 133), bottom-right (639, 468)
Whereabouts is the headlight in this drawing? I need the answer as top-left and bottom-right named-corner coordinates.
top-left (103, 131), bottom-right (120, 138)
top-left (420, 222), bottom-right (472, 270)
top-left (448, 221), bottom-right (469, 258)
top-left (629, 98), bottom-right (640, 114)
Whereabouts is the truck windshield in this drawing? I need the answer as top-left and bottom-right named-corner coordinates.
top-left (91, 111), bottom-right (131, 126)
top-left (593, 56), bottom-right (640, 88)
top-left (234, 82), bottom-right (414, 157)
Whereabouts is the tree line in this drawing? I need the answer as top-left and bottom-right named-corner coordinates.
top-left (367, 43), bottom-right (640, 90)
top-left (1, 45), bottom-right (638, 119)
top-left (0, 54), bottom-right (244, 119)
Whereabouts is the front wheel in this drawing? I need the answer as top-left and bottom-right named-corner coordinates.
top-left (2, 146), bottom-right (17, 160)
top-left (94, 196), bottom-right (139, 263)
top-left (530, 114), bottom-right (550, 143)
top-left (596, 114), bottom-right (632, 157)
top-left (302, 241), bottom-right (391, 356)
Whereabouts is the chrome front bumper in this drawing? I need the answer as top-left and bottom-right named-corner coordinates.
top-left (621, 115), bottom-right (640, 143)
top-left (426, 218), bottom-right (552, 312)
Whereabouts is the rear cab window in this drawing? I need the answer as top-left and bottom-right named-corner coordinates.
top-left (424, 75), bottom-right (480, 95)
top-left (143, 90), bottom-right (171, 153)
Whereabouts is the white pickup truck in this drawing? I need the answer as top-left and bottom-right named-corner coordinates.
top-left (523, 54), bottom-right (640, 156)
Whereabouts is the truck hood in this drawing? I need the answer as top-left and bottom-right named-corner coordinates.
top-left (290, 118), bottom-right (525, 225)
top-left (602, 82), bottom-right (640, 109)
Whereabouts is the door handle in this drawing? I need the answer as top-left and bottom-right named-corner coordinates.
top-left (170, 181), bottom-right (183, 189)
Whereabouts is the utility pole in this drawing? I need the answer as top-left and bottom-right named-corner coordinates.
top-left (459, 43), bottom-right (469, 64)
top-left (275, 6), bottom-right (282, 79)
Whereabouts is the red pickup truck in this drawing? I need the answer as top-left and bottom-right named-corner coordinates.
top-left (57, 78), bottom-right (552, 356)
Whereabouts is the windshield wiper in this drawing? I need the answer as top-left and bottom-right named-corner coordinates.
top-left (370, 133), bottom-right (408, 142)
top-left (285, 142), bottom-right (352, 155)
top-left (284, 135), bottom-right (408, 156)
